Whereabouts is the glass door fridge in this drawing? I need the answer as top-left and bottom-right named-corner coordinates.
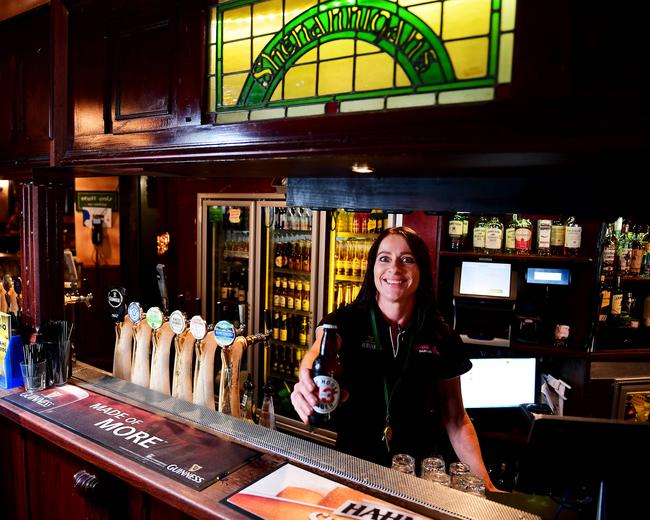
top-left (198, 196), bottom-right (259, 388)
top-left (254, 201), bottom-right (327, 440)
top-left (319, 209), bottom-right (401, 318)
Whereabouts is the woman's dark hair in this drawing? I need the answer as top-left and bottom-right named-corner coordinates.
top-left (353, 226), bottom-right (436, 313)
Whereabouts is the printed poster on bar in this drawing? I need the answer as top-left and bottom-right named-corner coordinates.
top-left (223, 463), bottom-right (427, 520)
top-left (3, 385), bottom-right (259, 490)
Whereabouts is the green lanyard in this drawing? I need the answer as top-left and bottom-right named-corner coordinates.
top-left (370, 306), bottom-right (413, 452)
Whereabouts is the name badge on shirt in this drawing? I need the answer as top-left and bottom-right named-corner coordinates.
top-left (361, 336), bottom-right (378, 351)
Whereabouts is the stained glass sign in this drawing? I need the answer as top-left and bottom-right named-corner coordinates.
top-left (208, 0), bottom-right (516, 123)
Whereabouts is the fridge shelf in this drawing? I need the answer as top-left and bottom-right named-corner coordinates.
top-left (271, 306), bottom-right (310, 317)
top-left (337, 232), bottom-right (380, 240)
top-left (335, 274), bottom-right (364, 283)
top-left (270, 339), bottom-right (309, 350)
top-left (273, 267), bottom-right (311, 277)
top-left (272, 228), bottom-right (312, 235)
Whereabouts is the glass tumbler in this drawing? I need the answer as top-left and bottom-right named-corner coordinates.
top-left (449, 461), bottom-right (470, 490)
top-left (391, 454), bottom-right (415, 475)
top-left (421, 456), bottom-right (446, 480)
top-left (456, 473), bottom-right (486, 497)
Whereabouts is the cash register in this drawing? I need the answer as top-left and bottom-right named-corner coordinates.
top-left (452, 261), bottom-right (517, 347)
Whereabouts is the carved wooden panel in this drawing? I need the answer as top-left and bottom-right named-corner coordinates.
top-left (111, 18), bottom-right (174, 133)
top-left (0, 7), bottom-right (50, 160)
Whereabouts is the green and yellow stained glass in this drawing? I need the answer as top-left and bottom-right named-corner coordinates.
top-left (208, 0), bottom-right (516, 123)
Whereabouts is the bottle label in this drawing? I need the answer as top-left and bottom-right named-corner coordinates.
top-left (551, 225), bottom-right (565, 246)
top-left (515, 228), bottom-right (532, 250)
top-left (448, 220), bottom-right (463, 238)
top-left (312, 375), bottom-right (341, 414)
top-left (611, 294), bottom-right (623, 315)
top-left (602, 245), bottom-right (616, 267)
top-left (537, 221), bottom-right (552, 248)
top-left (473, 227), bottom-right (486, 248)
top-left (485, 229), bottom-right (502, 250)
top-left (565, 227), bottom-right (582, 248)
top-left (504, 228), bottom-right (515, 250)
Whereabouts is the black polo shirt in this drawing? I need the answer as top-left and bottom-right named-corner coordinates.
top-left (321, 302), bottom-right (472, 467)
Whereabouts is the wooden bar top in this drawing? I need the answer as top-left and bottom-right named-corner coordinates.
top-left (0, 363), bottom-right (542, 520)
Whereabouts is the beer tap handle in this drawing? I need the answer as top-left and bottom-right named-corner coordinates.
top-left (237, 303), bottom-right (247, 335)
top-left (263, 308), bottom-right (272, 335)
top-left (156, 264), bottom-right (169, 315)
top-left (64, 249), bottom-right (79, 292)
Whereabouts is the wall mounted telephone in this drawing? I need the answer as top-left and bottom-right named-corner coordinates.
top-left (91, 215), bottom-right (103, 245)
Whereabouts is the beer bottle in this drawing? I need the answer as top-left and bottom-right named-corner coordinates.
top-left (240, 373), bottom-right (255, 424)
top-left (309, 324), bottom-right (342, 427)
top-left (280, 313), bottom-right (288, 342)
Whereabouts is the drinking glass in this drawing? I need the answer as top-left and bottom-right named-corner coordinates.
top-left (421, 456), bottom-right (446, 479)
top-left (20, 361), bottom-right (47, 393)
top-left (456, 473), bottom-right (486, 497)
top-left (449, 461), bottom-right (470, 490)
top-left (391, 454), bottom-right (415, 475)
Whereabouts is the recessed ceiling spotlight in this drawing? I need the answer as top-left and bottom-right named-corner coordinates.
top-left (351, 163), bottom-right (374, 174)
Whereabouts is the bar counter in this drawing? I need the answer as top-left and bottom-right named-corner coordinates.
top-left (0, 363), bottom-right (541, 520)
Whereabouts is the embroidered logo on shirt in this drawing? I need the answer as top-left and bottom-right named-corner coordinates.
top-left (361, 336), bottom-right (378, 350)
top-left (415, 344), bottom-right (440, 355)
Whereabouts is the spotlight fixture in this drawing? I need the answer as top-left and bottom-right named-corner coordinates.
top-left (351, 163), bottom-right (374, 174)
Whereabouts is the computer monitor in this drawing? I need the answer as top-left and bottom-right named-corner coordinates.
top-left (461, 357), bottom-right (537, 409)
top-left (516, 414), bottom-right (650, 516)
top-left (453, 262), bottom-right (517, 300)
top-left (525, 267), bottom-right (570, 286)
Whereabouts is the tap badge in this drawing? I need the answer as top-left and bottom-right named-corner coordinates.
top-left (146, 307), bottom-right (164, 330)
top-left (128, 302), bottom-right (143, 324)
top-left (213, 320), bottom-right (236, 347)
top-left (169, 310), bottom-right (186, 335)
top-left (108, 288), bottom-right (126, 321)
top-left (189, 315), bottom-right (207, 340)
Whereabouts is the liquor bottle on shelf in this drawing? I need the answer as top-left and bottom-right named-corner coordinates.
top-left (295, 279), bottom-right (303, 311)
top-left (473, 215), bottom-right (487, 253)
top-left (609, 275), bottom-right (623, 324)
top-left (564, 216), bottom-right (582, 256)
top-left (286, 278), bottom-right (295, 310)
top-left (299, 317), bottom-right (308, 346)
top-left (302, 241), bottom-right (311, 272)
top-left (616, 225), bottom-right (632, 275)
top-left (550, 217), bottom-right (565, 255)
top-left (272, 312), bottom-right (280, 340)
top-left (273, 277), bottom-right (281, 307)
top-left (629, 226), bottom-right (644, 276)
top-left (344, 242), bottom-right (352, 276)
top-left (448, 212), bottom-right (464, 251)
top-left (459, 212), bottom-right (470, 249)
top-left (302, 281), bottom-right (310, 312)
top-left (335, 241), bottom-right (344, 275)
top-left (515, 216), bottom-right (533, 255)
top-left (601, 223), bottom-right (617, 276)
top-left (484, 216), bottom-right (503, 254)
top-left (504, 214), bottom-right (518, 254)
top-left (598, 275), bottom-right (611, 322)
top-left (279, 277), bottom-right (287, 308)
top-left (536, 219), bottom-right (552, 256)
top-left (280, 313), bottom-right (288, 342)
top-left (352, 242), bottom-right (361, 277)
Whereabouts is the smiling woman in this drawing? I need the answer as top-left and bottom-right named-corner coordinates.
top-left (291, 226), bottom-right (500, 492)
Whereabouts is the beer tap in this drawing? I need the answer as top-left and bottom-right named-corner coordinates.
top-left (215, 306), bottom-right (272, 418)
top-left (147, 306), bottom-right (174, 395)
top-left (191, 315), bottom-right (219, 410)
top-left (129, 302), bottom-right (152, 388)
top-left (149, 267), bottom-right (174, 394)
top-left (64, 249), bottom-right (93, 308)
top-left (170, 310), bottom-right (194, 402)
top-left (109, 288), bottom-right (132, 381)
top-left (155, 264), bottom-right (169, 315)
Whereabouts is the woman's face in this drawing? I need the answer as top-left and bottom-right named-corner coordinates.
top-left (373, 234), bottom-right (420, 306)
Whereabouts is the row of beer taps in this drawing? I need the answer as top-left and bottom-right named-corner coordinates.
top-left (110, 266), bottom-right (271, 418)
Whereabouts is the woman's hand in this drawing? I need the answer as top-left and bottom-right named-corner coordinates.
top-left (291, 367), bottom-right (318, 424)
